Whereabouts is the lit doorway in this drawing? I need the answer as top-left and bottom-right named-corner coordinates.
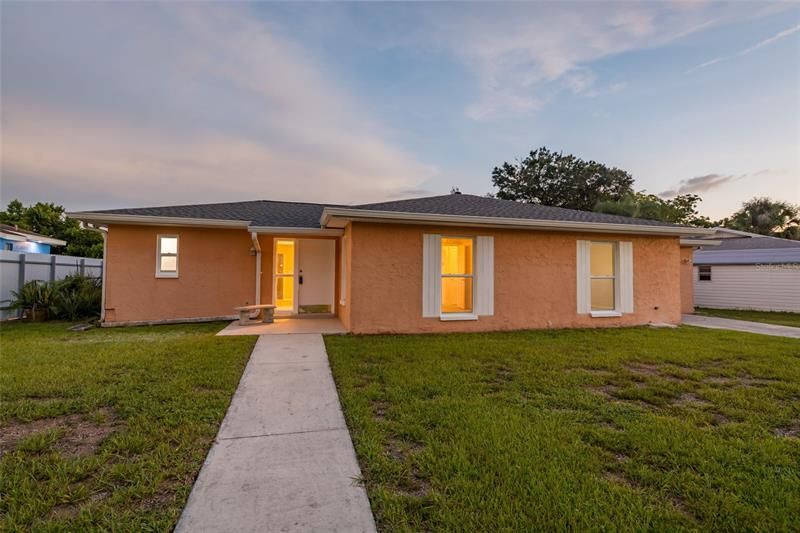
top-left (274, 239), bottom-right (296, 313)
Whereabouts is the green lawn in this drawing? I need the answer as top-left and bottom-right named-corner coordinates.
top-left (326, 327), bottom-right (800, 531)
top-left (0, 321), bottom-right (255, 532)
top-left (694, 308), bottom-right (800, 328)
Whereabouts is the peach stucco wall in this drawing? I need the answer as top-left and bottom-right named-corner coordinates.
top-left (105, 225), bottom-right (256, 323)
top-left (679, 246), bottom-right (695, 314)
top-left (347, 222), bottom-right (682, 334)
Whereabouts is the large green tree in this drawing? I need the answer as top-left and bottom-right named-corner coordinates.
top-left (491, 147), bottom-right (635, 211)
top-left (594, 192), bottom-right (714, 227)
top-left (0, 200), bottom-right (103, 257)
top-left (720, 197), bottom-right (800, 239)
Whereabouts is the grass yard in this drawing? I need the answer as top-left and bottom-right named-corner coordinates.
top-left (694, 308), bottom-right (800, 328)
top-left (0, 321), bottom-right (255, 532)
top-left (326, 326), bottom-right (800, 531)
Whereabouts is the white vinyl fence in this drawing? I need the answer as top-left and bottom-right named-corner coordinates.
top-left (0, 251), bottom-right (103, 320)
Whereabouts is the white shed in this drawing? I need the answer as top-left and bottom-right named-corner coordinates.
top-left (693, 229), bottom-right (800, 313)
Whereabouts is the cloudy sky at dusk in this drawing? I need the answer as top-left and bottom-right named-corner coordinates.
top-left (1, 1), bottom-right (798, 219)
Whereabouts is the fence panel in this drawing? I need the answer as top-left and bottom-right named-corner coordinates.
top-left (0, 251), bottom-right (103, 320)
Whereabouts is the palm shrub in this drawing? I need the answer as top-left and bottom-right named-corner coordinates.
top-left (9, 274), bottom-right (101, 321)
top-left (9, 280), bottom-right (58, 320)
top-left (53, 273), bottom-right (102, 320)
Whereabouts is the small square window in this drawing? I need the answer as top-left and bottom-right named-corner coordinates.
top-left (698, 266), bottom-right (711, 281)
top-left (156, 235), bottom-right (179, 278)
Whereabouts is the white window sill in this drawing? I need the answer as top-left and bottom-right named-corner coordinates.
top-left (590, 310), bottom-right (622, 318)
top-left (155, 272), bottom-right (179, 279)
top-left (440, 313), bottom-right (478, 322)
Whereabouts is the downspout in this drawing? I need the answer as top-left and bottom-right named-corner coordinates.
top-left (86, 223), bottom-right (108, 323)
top-left (251, 232), bottom-right (262, 315)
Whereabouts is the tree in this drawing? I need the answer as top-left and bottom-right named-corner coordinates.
top-left (721, 197), bottom-right (800, 239)
top-left (0, 200), bottom-right (104, 258)
top-left (491, 147), bottom-right (634, 211)
top-left (594, 192), bottom-right (714, 227)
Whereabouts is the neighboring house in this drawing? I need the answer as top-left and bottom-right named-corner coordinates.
top-left (0, 224), bottom-right (66, 254)
top-left (692, 228), bottom-right (800, 313)
top-left (68, 194), bottom-right (712, 333)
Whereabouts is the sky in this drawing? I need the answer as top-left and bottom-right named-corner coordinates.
top-left (1, 1), bottom-right (798, 220)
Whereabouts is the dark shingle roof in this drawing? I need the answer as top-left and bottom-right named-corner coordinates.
top-left (699, 236), bottom-right (800, 251)
top-left (351, 194), bottom-right (686, 228)
top-left (82, 200), bottom-right (339, 228)
top-left (76, 193), bottom-right (694, 230)
top-left (694, 248), bottom-right (800, 265)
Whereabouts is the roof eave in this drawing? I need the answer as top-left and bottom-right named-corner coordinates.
top-left (249, 226), bottom-right (343, 236)
top-left (680, 238), bottom-right (721, 247)
top-left (321, 207), bottom-right (715, 237)
top-left (0, 230), bottom-right (66, 246)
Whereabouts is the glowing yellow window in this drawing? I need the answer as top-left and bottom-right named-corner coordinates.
top-left (441, 237), bottom-right (474, 314)
top-left (590, 241), bottom-right (616, 311)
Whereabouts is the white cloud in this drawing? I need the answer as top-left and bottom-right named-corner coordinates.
top-left (688, 22), bottom-right (800, 73)
top-left (0, 3), bottom-right (437, 209)
top-left (416, 3), bottom-right (726, 120)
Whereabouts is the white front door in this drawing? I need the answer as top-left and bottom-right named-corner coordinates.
top-left (297, 239), bottom-right (336, 314)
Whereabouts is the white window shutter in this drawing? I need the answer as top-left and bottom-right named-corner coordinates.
top-left (422, 234), bottom-right (441, 317)
top-left (576, 240), bottom-right (591, 314)
top-left (475, 236), bottom-right (494, 316)
top-left (619, 241), bottom-right (634, 313)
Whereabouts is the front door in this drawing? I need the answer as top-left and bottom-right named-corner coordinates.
top-left (297, 239), bottom-right (335, 315)
top-left (274, 239), bottom-right (297, 313)
top-left (273, 238), bottom-right (335, 315)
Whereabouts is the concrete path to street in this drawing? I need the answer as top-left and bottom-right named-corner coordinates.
top-left (682, 314), bottom-right (800, 339)
top-left (176, 334), bottom-right (376, 533)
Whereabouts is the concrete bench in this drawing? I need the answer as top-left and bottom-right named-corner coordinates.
top-left (233, 304), bottom-right (276, 325)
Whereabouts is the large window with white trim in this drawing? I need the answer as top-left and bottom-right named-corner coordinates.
top-left (590, 241), bottom-right (617, 311)
top-left (156, 235), bottom-right (179, 278)
top-left (441, 237), bottom-right (474, 314)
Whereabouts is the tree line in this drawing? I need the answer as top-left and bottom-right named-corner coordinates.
top-left (0, 200), bottom-right (103, 258)
top-left (490, 146), bottom-right (799, 239)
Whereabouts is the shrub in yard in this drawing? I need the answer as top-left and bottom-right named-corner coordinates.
top-left (9, 280), bottom-right (58, 321)
top-left (9, 274), bottom-right (101, 321)
top-left (53, 273), bottom-right (102, 320)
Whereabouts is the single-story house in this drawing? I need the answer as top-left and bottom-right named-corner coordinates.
top-left (692, 228), bottom-right (800, 313)
top-left (68, 193), bottom-right (712, 333)
top-left (0, 224), bottom-right (66, 254)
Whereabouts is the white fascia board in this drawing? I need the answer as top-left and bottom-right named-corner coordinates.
top-left (681, 238), bottom-right (721, 247)
top-left (0, 231), bottom-right (65, 246)
top-left (67, 212), bottom-right (251, 229)
top-left (250, 226), bottom-right (343, 236)
top-left (0, 232), bottom-right (27, 242)
top-left (320, 207), bottom-right (716, 237)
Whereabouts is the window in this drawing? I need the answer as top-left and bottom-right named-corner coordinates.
top-left (590, 242), bottom-right (617, 311)
top-left (156, 235), bottom-right (179, 278)
top-left (698, 265), bottom-right (712, 281)
top-left (441, 237), bottom-right (474, 314)
top-left (3, 242), bottom-right (12, 251)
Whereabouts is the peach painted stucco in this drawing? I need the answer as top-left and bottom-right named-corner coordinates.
top-left (103, 226), bottom-right (342, 324)
top-left (347, 222), bottom-right (682, 334)
top-left (679, 246), bottom-right (695, 314)
top-left (105, 225), bottom-right (256, 323)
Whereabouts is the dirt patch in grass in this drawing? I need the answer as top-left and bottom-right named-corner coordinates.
top-left (673, 393), bottom-right (712, 408)
top-left (0, 408), bottom-right (121, 457)
top-left (385, 436), bottom-right (430, 498)
top-left (372, 399), bottom-right (390, 421)
top-left (602, 469), bottom-right (640, 490)
top-left (774, 421), bottom-right (800, 438)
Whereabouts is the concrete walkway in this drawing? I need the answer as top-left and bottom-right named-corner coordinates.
top-left (176, 334), bottom-right (376, 533)
top-left (682, 314), bottom-right (800, 339)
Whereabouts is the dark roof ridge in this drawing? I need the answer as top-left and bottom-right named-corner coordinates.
top-left (82, 198), bottom-right (345, 215)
